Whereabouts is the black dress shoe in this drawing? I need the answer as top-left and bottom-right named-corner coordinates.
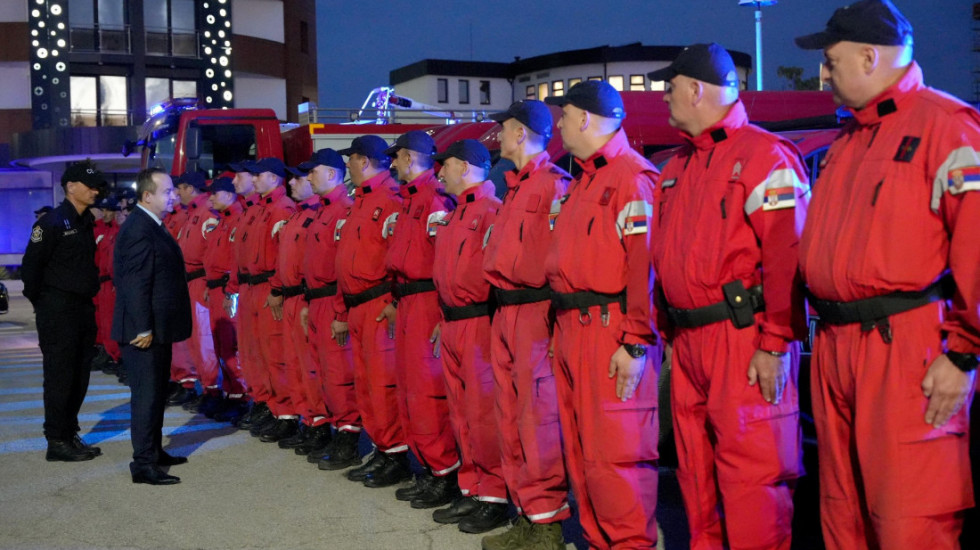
top-left (158, 452), bottom-right (188, 466)
top-left (316, 430), bottom-right (361, 468)
top-left (458, 501), bottom-right (510, 534)
top-left (259, 418), bottom-right (299, 443)
top-left (72, 434), bottom-right (102, 456)
top-left (131, 465), bottom-right (180, 485)
top-left (410, 471), bottom-right (461, 508)
top-left (396, 472), bottom-right (433, 501)
top-left (432, 496), bottom-right (481, 524)
top-left (363, 453), bottom-right (411, 488)
top-left (46, 440), bottom-right (97, 462)
top-left (346, 450), bottom-right (387, 481)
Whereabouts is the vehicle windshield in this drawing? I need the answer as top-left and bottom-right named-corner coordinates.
top-left (147, 131), bottom-right (178, 174)
top-left (144, 123), bottom-right (257, 177)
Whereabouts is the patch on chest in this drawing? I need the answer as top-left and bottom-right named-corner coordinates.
top-left (893, 136), bottom-right (921, 163)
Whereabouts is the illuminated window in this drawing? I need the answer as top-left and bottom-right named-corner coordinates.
top-left (437, 79), bottom-right (448, 103)
top-left (568, 78), bottom-right (582, 88)
top-left (459, 80), bottom-right (470, 104)
top-left (538, 82), bottom-right (549, 100)
top-left (649, 80), bottom-right (666, 91)
top-left (608, 75), bottom-right (624, 91)
top-left (146, 78), bottom-right (198, 113)
top-left (552, 81), bottom-right (564, 97)
top-left (71, 74), bottom-right (130, 127)
top-left (526, 84), bottom-right (535, 99)
top-left (630, 75), bottom-right (645, 91)
top-left (588, 76), bottom-right (602, 81)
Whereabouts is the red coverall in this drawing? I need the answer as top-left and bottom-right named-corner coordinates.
top-left (545, 129), bottom-right (661, 549)
top-left (482, 152), bottom-right (572, 522)
top-left (304, 185), bottom-right (359, 433)
top-left (241, 184), bottom-right (296, 418)
top-left (277, 195), bottom-right (326, 426)
top-left (335, 172), bottom-right (407, 454)
top-left (95, 220), bottom-right (120, 361)
top-left (433, 181), bottom-right (506, 503)
top-left (226, 193), bottom-right (265, 402)
top-left (799, 63), bottom-right (980, 550)
top-left (165, 204), bottom-right (197, 386)
top-left (653, 100), bottom-right (808, 550)
top-left (202, 200), bottom-right (247, 398)
top-left (92, 219), bottom-right (109, 352)
top-left (386, 169), bottom-right (460, 476)
top-left (177, 193), bottom-right (220, 395)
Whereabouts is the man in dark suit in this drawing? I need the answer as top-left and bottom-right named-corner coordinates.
top-left (112, 168), bottom-right (193, 485)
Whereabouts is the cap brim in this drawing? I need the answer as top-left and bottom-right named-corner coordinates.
top-left (794, 31), bottom-right (839, 50)
top-left (487, 111), bottom-right (512, 123)
top-left (336, 147), bottom-right (356, 156)
top-left (228, 162), bottom-right (250, 172)
top-left (297, 161), bottom-right (316, 171)
top-left (647, 66), bottom-right (676, 82)
top-left (285, 167), bottom-right (308, 177)
top-left (383, 145), bottom-right (401, 157)
top-left (543, 96), bottom-right (571, 107)
top-left (433, 152), bottom-right (453, 163)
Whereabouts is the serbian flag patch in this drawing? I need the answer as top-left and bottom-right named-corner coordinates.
top-left (624, 215), bottom-right (647, 234)
top-left (762, 187), bottom-right (796, 211)
top-left (948, 166), bottom-right (980, 193)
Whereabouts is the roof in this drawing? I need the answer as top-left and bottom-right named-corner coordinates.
top-left (390, 59), bottom-right (512, 85)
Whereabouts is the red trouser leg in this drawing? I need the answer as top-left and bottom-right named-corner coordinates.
top-left (250, 281), bottom-right (292, 417)
top-left (349, 294), bottom-right (406, 453)
top-left (170, 340), bottom-right (197, 386)
top-left (237, 285), bottom-right (264, 401)
top-left (442, 316), bottom-right (507, 501)
top-left (309, 297), bottom-right (360, 432)
top-left (206, 287), bottom-right (246, 396)
top-left (672, 321), bottom-right (802, 550)
top-left (282, 295), bottom-right (322, 424)
top-left (553, 306), bottom-right (660, 549)
top-left (812, 304), bottom-right (973, 550)
top-left (186, 278), bottom-right (219, 392)
top-left (491, 302), bottom-right (570, 521)
top-left (394, 292), bottom-right (459, 474)
top-left (99, 282), bottom-right (120, 361)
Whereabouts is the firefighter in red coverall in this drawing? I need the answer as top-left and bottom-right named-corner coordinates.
top-left (481, 99), bottom-right (572, 550)
top-left (174, 172), bottom-right (221, 416)
top-left (299, 149), bottom-right (359, 465)
top-left (795, 2), bottom-right (979, 548)
top-left (165, 177), bottom-right (198, 405)
top-left (333, 135), bottom-right (410, 487)
top-left (649, 43), bottom-right (808, 550)
top-left (201, 175), bottom-right (249, 422)
top-left (544, 81), bottom-right (661, 549)
top-left (382, 130), bottom-right (460, 508)
top-left (429, 139), bottom-right (509, 534)
top-left (94, 198), bottom-right (121, 375)
top-left (239, 158), bottom-right (298, 442)
top-left (270, 165), bottom-right (328, 448)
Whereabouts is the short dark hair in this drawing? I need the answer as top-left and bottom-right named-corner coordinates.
top-left (136, 168), bottom-right (166, 203)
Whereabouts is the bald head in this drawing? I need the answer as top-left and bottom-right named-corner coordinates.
top-left (664, 74), bottom-right (739, 138)
top-left (821, 41), bottom-right (913, 109)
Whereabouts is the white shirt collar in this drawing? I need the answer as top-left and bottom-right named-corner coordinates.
top-left (137, 204), bottom-right (163, 226)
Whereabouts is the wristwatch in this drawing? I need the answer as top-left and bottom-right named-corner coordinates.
top-left (946, 351), bottom-right (979, 373)
top-left (622, 343), bottom-right (647, 358)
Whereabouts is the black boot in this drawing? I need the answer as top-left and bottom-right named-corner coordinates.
top-left (259, 418), bottom-right (299, 443)
top-left (277, 423), bottom-right (309, 449)
top-left (458, 501), bottom-right (510, 533)
top-left (395, 471), bottom-right (433, 501)
top-left (317, 430), bottom-right (361, 469)
top-left (90, 346), bottom-right (109, 372)
top-left (294, 424), bottom-right (332, 455)
top-left (197, 394), bottom-right (224, 418)
top-left (72, 434), bottom-right (102, 456)
top-left (238, 402), bottom-right (272, 431)
top-left (362, 452), bottom-right (411, 488)
top-left (166, 386), bottom-right (196, 406)
top-left (181, 393), bottom-right (205, 412)
top-left (346, 450), bottom-right (387, 481)
top-left (410, 471), bottom-right (461, 508)
top-left (432, 496), bottom-right (481, 524)
top-left (46, 439), bottom-right (97, 462)
top-left (213, 400), bottom-right (249, 423)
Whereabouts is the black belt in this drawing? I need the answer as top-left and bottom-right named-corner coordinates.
top-left (343, 281), bottom-right (392, 309)
top-left (237, 271), bottom-right (249, 285)
top-left (98, 274), bottom-right (112, 283)
top-left (667, 283), bottom-right (765, 330)
top-left (442, 301), bottom-right (491, 321)
top-left (185, 268), bottom-right (206, 282)
top-left (306, 283), bottom-right (338, 301)
top-left (281, 283), bottom-right (306, 298)
top-left (394, 279), bottom-right (436, 298)
top-left (494, 285), bottom-right (551, 306)
top-left (206, 274), bottom-right (230, 289)
top-left (248, 271), bottom-right (276, 285)
top-left (807, 275), bottom-right (952, 331)
top-left (551, 290), bottom-right (626, 315)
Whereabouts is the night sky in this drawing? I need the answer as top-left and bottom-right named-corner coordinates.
top-left (315, 0), bottom-right (975, 109)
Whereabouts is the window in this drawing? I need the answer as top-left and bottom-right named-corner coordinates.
top-left (649, 80), bottom-right (666, 92)
top-left (526, 85), bottom-right (535, 99)
top-left (568, 78), bottom-right (582, 88)
top-left (552, 80), bottom-right (564, 97)
top-left (69, 0), bottom-right (130, 53)
top-left (71, 74), bottom-right (129, 127)
top-left (630, 75), bottom-right (645, 91)
top-left (144, 0), bottom-right (196, 57)
top-left (588, 76), bottom-right (602, 82)
top-left (608, 75), bottom-right (624, 91)
top-left (479, 81), bottom-right (491, 105)
top-left (300, 21), bottom-right (309, 54)
top-left (459, 80), bottom-right (470, 104)
top-left (437, 78), bottom-right (448, 103)
top-left (146, 78), bottom-right (198, 112)
top-left (538, 82), bottom-right (549, 100)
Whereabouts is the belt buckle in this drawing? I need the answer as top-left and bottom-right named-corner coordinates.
top-left (579, 309), bottom-right (592, 326)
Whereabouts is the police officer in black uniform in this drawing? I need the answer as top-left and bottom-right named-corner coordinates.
top-left (21, 160), bottom-right (106, 462)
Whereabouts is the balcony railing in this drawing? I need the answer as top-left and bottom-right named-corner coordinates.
top-left (145, 27), bottom-right (200, 58)
top-left (69, 25), bottom-right (131, 54)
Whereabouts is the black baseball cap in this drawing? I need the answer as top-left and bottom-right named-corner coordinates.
top-left (384, 130), bottom-right (436, 157)
top-left (544, 80), bottom-right (625, 120)
top-left (250, 157), bottom-right (286, 178)
top-left (795, 0), bottom-right (913, 50)
top-left (208, 176), bottom-right (236, 194)
top-left (648, 43), bottom-right (740, 88)
top-left (61, 161), bottom-right (107, 189)
top-left (285, 165), bottom-right (310, 178)
top-left (434, 139), bottom-right (491, 170)
top-left (175, 171), bottom-right (208, 191)
top-left (300, 148), bottom-right (346, 171)
top-left (489, 100), bottom-right (553, 140)
top-left (34, 205), bottom-right (53, 216)
top-left (338, 135), bottom-right (390, 160)
top-left (228, 160), bottom-right (255, 173)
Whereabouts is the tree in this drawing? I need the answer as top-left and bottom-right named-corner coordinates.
top-left (777, 66), bottom-right (821, 91)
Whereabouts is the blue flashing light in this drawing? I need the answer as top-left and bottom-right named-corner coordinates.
top-left (149, 102), bottom-right (167, 117)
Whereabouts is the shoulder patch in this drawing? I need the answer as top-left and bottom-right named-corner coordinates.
top-left (202, 217), bottom-right (219, 238)
top-left (31, 226), bottom-right (43, 243)
top-left (382, 212), bottom-right (398, 239)
top-left (549, 199), bottom-right (561, 231)
top-left (95, 233), bottom-right (104, 246)
top-left (427, 210), bottom-right (448, 237)
top-left (334, 219), bottom-right (347, 241)
top-left (272, 219), bottom-right (287, 238)
top-left (483, 224), bottom-right (493, 249)
top-left (617, 200), bottom-right (651, 237)
top-left (229, 227), bottom-right (237, 243)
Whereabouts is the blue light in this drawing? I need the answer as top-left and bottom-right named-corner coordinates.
top-left (149, 101), bottom-right (167, 117)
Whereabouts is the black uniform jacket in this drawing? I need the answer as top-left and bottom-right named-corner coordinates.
top-left (21, 199), bottom-right (98, 305)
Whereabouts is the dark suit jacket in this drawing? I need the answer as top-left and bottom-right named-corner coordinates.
top-left (111, 206), bottom-right (192, 345)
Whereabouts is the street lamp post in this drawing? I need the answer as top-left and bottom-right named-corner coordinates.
top-left (739, 0), bottom-right (777, 91)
